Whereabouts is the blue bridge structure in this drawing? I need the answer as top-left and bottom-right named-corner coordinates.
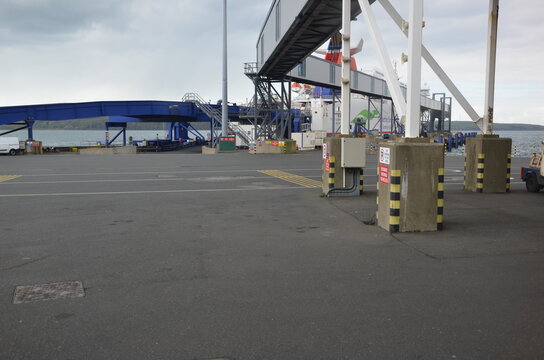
top-left (0, 97), bottom-right (247, 147)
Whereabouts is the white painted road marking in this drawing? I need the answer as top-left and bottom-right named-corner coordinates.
top-left (0, 186), bottom-right (317, 198)
top-left (0, 168), bottom-right (322, 177)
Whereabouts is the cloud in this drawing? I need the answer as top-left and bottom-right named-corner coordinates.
top-left (348, 0), bottom-right (544, 124)
top-left (0, 0), bottom-right (541, 125)
top-left (0, 0), bottom-right (128, 46)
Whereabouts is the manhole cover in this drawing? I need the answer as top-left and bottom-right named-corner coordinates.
top-left (13, 281), bottom-right (85, 304)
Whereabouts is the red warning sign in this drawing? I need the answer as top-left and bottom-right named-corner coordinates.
top-left (379, 165), bottom-right (389, 184)
top-left (325, 159), bottom-right (330, 173)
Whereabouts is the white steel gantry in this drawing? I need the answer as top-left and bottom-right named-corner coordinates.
top-left (405, 0), bottom-right (424, 138)
top-left (377, 0), bottom-right (481, 128)
top-left (483, 0), bottom-right (499, 135)
top-left (254, 0), bottom-right (499, 136)
top-left (359, 0), bottom-right (424, 137)
top-left (358, 0), bottom-right (407, 124)
top-left (357, 0), bottom-right (501, 135)
top-left (341, 0), bottom-right (351, 135)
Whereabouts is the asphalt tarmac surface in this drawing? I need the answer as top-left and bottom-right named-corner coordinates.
top-left (0, 150), bottom-right (543, 359)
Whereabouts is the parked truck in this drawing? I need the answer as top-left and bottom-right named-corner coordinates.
top-left (521, 141), bottom-right (544, 192)
top-left (0, 137), bottom-right (22, 156)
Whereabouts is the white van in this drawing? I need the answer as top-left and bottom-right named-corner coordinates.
top-left (0, 137), bottom-right (22, 155)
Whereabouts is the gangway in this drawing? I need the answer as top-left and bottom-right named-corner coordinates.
top-left (285, 55), bottom-right (448, 112)
top-left (256, 0), bottom-right (365, 79)
top-left (247, 0), bottom-right (450, 139)
top-left (0, 99), bottom-right (249, 147)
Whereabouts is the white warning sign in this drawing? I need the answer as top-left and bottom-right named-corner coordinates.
top-left (379, 147), bottom-right (390, 165)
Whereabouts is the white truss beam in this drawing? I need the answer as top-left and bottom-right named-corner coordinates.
top-left (483, 0), bottom-right (499, 135)
top-left (378, 0), bottom-right (483, 131)
top-left (341, 0), bottom-right (351, 135)
top-left (358, 0), bottom-right (407, 123)
top-left (405, 0), bottom-right (424, 138)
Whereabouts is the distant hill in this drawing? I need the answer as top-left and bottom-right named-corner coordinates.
top-left (451, 121), bottom-right (544, 131)
top-left (33, 117), bottom-right (166, 130)
top-left (0, 117), bottom-right (211, 131)
top-left (0, 117), bottom-right (164, 131)
top-left (2, 118), bottom-right (543, 132)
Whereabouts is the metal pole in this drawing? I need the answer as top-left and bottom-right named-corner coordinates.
top-left (447, 97), bottom-right (452, 132)
top-left (341, 0), bottom-right (351, 135)
top-left (254, 79), bottom-right (258, 140)
top-left (281, 80), bottom-right (285, 138)
top-left (380, 98), bottom-right (383, 133)
top-left (332, 91), bottom-right (336, 134)
top-left (288, 79), bottom-right (292, 138)
top-left (221, 0), bottom-right (228, 137)
top-left (405, 0), bottom-right (423, 138)
top-left (483, 0), bottom-right (499, 135)
top-left (441, 96), bottom-right (445, 132)
top-left (367, 96), bottom-right (371, 133)
top-left (391, 101), bottom-right (394, 133)
top-left (267, 81), bottom-right (272, 138)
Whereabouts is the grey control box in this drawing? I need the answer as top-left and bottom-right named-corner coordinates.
top-left (341, 138), bottom-right (366, 168)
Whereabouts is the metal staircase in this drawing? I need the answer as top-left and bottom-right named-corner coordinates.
top-left (243, 63), bottom-right (292, 140)
top-left (181, 92), bottom-right (253, 147)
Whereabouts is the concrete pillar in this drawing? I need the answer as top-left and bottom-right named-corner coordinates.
top-left (377, 139), bottom-right (444, 232)
top-left (464, 135), bottom-right (512, 193)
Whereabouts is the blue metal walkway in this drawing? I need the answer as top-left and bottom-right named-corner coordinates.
top-left (0, 100), bottom-right (243, 145)
top-left (0, 100), bottom-right (241, 125)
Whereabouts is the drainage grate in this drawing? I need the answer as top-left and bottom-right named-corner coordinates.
top-left (13, 281), bottom-right (85, 304)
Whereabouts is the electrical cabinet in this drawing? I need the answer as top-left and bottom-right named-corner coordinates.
top-left (341, 138), bottom-right (366, 168)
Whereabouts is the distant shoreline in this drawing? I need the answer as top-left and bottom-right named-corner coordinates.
top-left (1, 120), bottom-right (543, 132)
top-left (450, 121), bottom-right (544, 132)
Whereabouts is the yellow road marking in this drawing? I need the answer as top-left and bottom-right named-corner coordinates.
top-left (258, 170), bottom-right (321, 188)
top-left (0, 175), bottom-right (22, 183)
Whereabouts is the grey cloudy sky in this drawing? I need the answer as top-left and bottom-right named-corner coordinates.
top-left (0, 0), bottom-right (541, 124)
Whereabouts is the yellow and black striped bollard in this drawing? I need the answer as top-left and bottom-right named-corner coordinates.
top-left (359, 168), bottom-right (364, 195)
top-left (376, 166), bottom-right (379, 222)
top-left (506, 154), bottom-right (511, 192)
top-left (437, 168), bottom-right (444, 230)
top-left (477, 153), bottom-right (485, 193)
top-left (463, 155), bottom-right (467, 187)
top-left (328, 156), bottom-right (336, 191)
top-left (389, 170), bottom-right (401, 233)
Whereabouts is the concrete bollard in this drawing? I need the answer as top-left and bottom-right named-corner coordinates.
top-left (377, 138), bottom-right (444, 232)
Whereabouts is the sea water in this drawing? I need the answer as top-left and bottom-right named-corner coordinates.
top-left (449, 130), bottom-right (544, 157)
top-left (4, 129), bottom-right (544, 157)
